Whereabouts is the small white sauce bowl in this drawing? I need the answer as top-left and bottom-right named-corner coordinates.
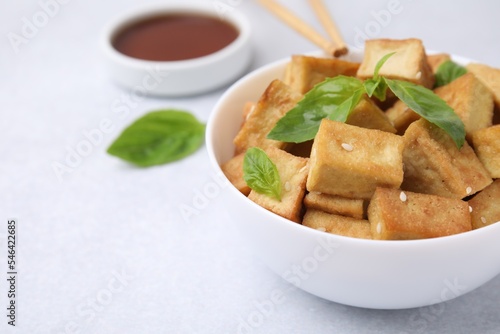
top-left (101, 3), bottom-right (252, 97)
top-left (206, 49), bottom-right (500, 309)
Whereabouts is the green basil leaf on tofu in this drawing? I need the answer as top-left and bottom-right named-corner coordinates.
top-left (373, 52), bottom-right (396, 79)
top-left (364, 52), bottom-right (394, 101)
top-left (267, 76), bottom-right (364, 143)
top-left (384, 78), bottom-right (465, 148)
top-left (434, 60), bottom-right (467, 88)
top-left (363, 77), bottom-right (389, 101)
top-left (243, 147), bottom-right (281, 201)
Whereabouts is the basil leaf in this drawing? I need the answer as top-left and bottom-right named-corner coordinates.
top-left (330, 88), bottom-right (364, 121)
top-left (372, 79), bottom-right (389, 101)
top-left (385, 78), bottom-right (465, 148)
top-left (434, 60), bottom-right (467, 88)
top-left (107, 110), bottom-right (205, 167)
top-left (243, 147), bottom-right (281, 200)
top-left (363, 52), bottom-right (394, 101)
top-left (363, 78), bottom-right (379, 97)
top-left (373, 52), bottom-right (395, 79)
top-left (267, 76), bottom-right (364, 143)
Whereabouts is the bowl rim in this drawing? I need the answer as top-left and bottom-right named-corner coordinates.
top-left (206, 48), bottom-right (500, 247)
top-left (100, 2), bottom-right (251, 71)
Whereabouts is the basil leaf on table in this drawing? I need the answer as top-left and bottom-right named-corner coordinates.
top-left (384, 78), bottom-right (465, 148)
top-left (434, 60), bottom-right (467, 88)
top-left (243, 147), bottom-right (281, 201)
top-left (107, 110), bottom-right (205, 167)
top-left (267, 76), bottom-right (364, 143)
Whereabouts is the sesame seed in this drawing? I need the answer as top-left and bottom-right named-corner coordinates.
top-left (481, 217), bottom-right (487, 224)
top-left (316, 227), bottom-right (326, 232)
top-left (299, 165), bottom-right (307, 173)
top-left (285, 181), bottom-right (291, 191)
top-left (469, 206), bottom-right (473, 213)
top-left (246, 106), bottom-right (255, 120)
top-left (466, 187), bottom-right (472, 195)
top-left (341, 143), bottom-right (353, 151)
top-left (376, 222), bottom-right (382, 234)
top-left (399, 191), bottom-right (407, 202)
top-left (416, 71), bottom-right (422, 79)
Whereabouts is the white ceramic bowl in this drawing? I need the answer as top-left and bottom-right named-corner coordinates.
top-left (101, 3), bottom-right (252, 97)
top-left (206, 49), bottom-right (500, 309)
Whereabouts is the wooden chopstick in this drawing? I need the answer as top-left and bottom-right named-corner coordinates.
top-left (258, 0), bottom-right (348, 57)
top-left (308, 0), bottom-right (348, 56)
top-left (258, 0), bottom-right (338, 57)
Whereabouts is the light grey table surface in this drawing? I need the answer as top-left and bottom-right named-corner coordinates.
top-left (1, 0), bottom-right (500, 333)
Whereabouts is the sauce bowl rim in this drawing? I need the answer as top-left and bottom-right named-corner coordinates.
top-left (101, 3), bottom-right (251, 70)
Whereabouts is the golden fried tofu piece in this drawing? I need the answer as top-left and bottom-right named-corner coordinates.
top-left (427, 53), bottom-right (451, 73)
top-left (303, 209), bottom-right (372, 239)
top-left (467, 63), bottom-right (500, 109)
top-left (248, 147), bottom-right (308, 223)
top-left (368, 187), bottom-right (471, 240)
top-left (471, 124), bottom-right (500, 178)
top-left (233, 80), bottom-right (302, 154)
top-left (284, 55), bottom-right (360, 94)
top-left (221, 153), bottom-right (251, 196)
top-left (304, 192), bottom-right (365, 219)
top-left (435, 73), bottom-right (493, 141)
top-left (346, 97), bottom-right (397, 133)
top-left (402, 119), bottom-right (492, 199)
top-left (357, 38), bottom-right (434, 89)
top-left (468, 179), bottom-right (500, 229)
top-left (385, 100), bottom-right (419, 134)
top-left (307, 119), bottom-right (404, 199)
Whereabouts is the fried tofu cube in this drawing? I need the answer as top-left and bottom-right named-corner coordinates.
top-left (303, 209), bottom-right (372, 239)
top-left (248, 147), bottom-right (308, 223)
top-left (402, 119), bottom-right (492, 199)
top-left (307, 119), bottom-right (404, 199)
top-left (468, 179), bottom-right (500, 229)
top-left (471, 124), bottom-right (500, 178)
top-left (427, 53), bottom-right (451, 73)
top-left (284, 55), bottom-right (360, 94)
top-left (346, 97), bottom-right (397, 133)
top-left (467, 63), bottom-right (500, 109)
top-left (233, 80), bottom-right (302, 154)
top-left (435, 73), bottom-right (493, 140)
top-left (368, 187), bottom-right (471, 240)
top-left (304, 192), bottom-right (365, 219)
top-left (385, 100), bottom-right (419, 134)
top-left (357, 38), bottom-right (434, 89)
top-left (221, 153), bottom-right (251, 196)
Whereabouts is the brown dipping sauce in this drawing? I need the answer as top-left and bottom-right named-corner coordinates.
top-left (112, 14), bottom-right (239, 61)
